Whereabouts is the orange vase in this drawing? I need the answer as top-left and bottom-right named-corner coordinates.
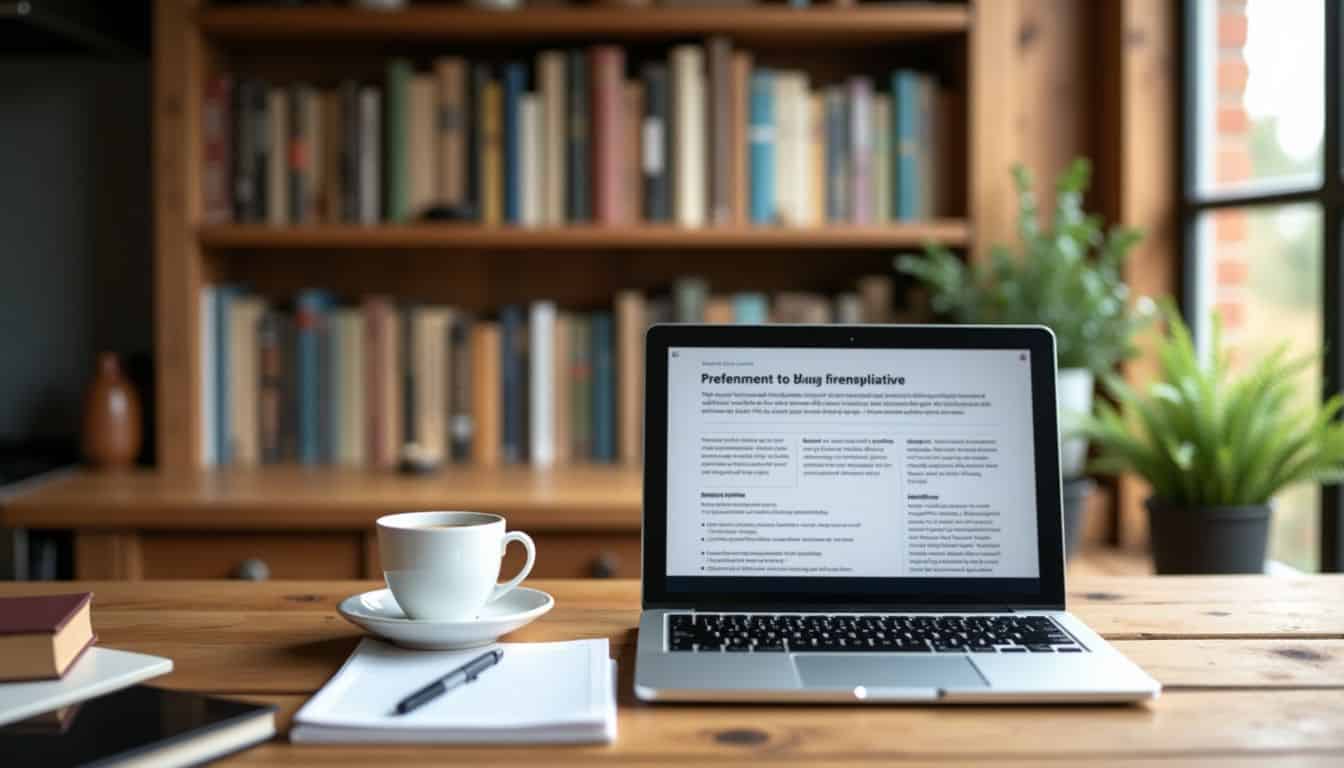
top-left (82, 353), bottom-right (143, 468)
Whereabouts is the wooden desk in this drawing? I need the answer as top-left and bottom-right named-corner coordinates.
top-left (5, 577), bottom-right (1342, 765)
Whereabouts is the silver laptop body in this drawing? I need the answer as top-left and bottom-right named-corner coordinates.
top-left (633, 324), bottom-right (1160, 703)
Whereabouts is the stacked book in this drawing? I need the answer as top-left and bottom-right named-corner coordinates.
top-left (199, 274), bottom-right (908, 469)
top-left (203, 40), bottom-right (947, 227)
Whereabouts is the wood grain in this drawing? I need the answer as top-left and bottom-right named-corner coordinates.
top-left (198, 222), bottom-right (970, 251)
top-left (197, 5), bottom-right (970, 45)
top-left (2, 577), bottom-right (1342, 764)
top-left (1, 467), bottom-right (641, 530)
top-left (968, 0), bottom-right (1020, 261)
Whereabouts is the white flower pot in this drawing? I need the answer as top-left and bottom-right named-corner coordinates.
top-left (1057, 367), bottom-right (1094, 479)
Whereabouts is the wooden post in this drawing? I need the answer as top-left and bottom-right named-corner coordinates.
top-left (968, 0), bottom-right (1020, 261)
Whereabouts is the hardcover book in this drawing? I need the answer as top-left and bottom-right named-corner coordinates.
top-left (435, 57), bottom-right (467, 209)
top-left (670, 45), bottom-right (706, 228)
top-left (385, 58), bottom-right (413, 222)
top-left (591, 46), bottom-right (626, 225)
top-left (565, 50), bottom-right (591, 222)
top-left (748, 69), bottom-right (776, 225)
top-left (502, 62), bottom-right (527, 224)
top-left (538, 51), bottom-right (567, 226)
top-left (641, 63), bottom-right (670, 222)
top-left (471, 322), bottom-right (502, 467)
top-left (0, 594), bottom-right (94, 682)
top-left (590, 312), bottom-right (615, 463)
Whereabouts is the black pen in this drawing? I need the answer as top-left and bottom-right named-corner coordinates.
top-left (394, 648), bottom-right (504, 715)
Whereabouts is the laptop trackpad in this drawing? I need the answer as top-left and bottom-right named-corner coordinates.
top-left (794, 655), bottom-right (988, 691)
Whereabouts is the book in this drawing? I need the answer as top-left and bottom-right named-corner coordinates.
top-left (467, 64), bottom-right (489, 220)
top-left (625, 81), bottom-right (643, 226)
top-left (809, 91), bottom-right (826, 226)
top-left (408, 74), bottom-right (437, 220)
top-left (538, 51), bottom-right (567, 226)
top-left (411, 307), bottom-right (452, 464)
top-left (212, 285), bottom-right (241, 464)
top-left (320, 88), bottom-right (343, 221)
top-left (0, 594), bottom-right (93, 681)
top-left (917, 74), bottom-right (938, 219)
top-left (748, 69), bottom-right (776, 225)
top-left (673, 277), bottom-right (709, 323)
top-left (266, 86), bottom-right (288, 225)
top-left (891, 69), bottom-right (921, 221)
top-left (435, 57), bottom-right (467, 209)
top-left (591, 46), bottom-right (626, 225)
top-left (520, 93), bottom-right (542, 227)
top-left (287, 84), bottom-right (307, 223)
top-left (670, 45), bottom-right (706, 228)
top-left (872, 93), bottom-right (891, 224)
top-left (552, 312), bottom-right (572, 464)
top-left (257, 308), bottom-right (285, 464)
top-left (0, 648), bottom-right (171, 729)
top-left (708, 36), bottom-right (733, 225)
top-left (471, 322), bottom-right (502, 467)
top-left (482, 79), bottom-right (503, 226)
top-left (364, 297), bottom-right (401, 468)
top-left (229, 295), bottom-right (264, 466)
top-left (857, 274), bottom-right (895, 323)
top-left (200, 288), bottom-right (217, 466)
top-left (385, 58), bottom-right (412, 222)
top-left (529, 302), bottom-right (557, 467)
top-left (615, 291), bottom-right (645, 464)
top-left (357, 85), bottom-right (382, 225)
top-left (1, 686), bottom-right (275, 768)
top-left (502, 62), bottom-right (527, 224)
top-left (641, 63), bottom-right (670, 222)
top-left (290, 638), bottom-right (615, 744)
top-left (565, 50), bottom-right (590, 222)
top-left (704, 295), bottom-right (734, 323)
top-left (774, 71), bottom-right (807, 226)
top-left (848, 77), bottom-right (873, 225)
top-left (300, 83), bottom-right (323, 222)
top-left (340, 81), bottom-right (360, 222)
top-left (449, 317), bottom-right (474, 462)
top-left (571, 315), bottom-right (592, 458)
top-left (500, 306), bottom-right (526, 464)
top-left (729, 51), bottom-right (752, 226)
top-left (332, 308), bottom-right (366, 466)
top-left (824, 86), bottom-right (848, 222)
top-left (203, 75), bottom-right (232, 223)
top-left (834, 291), bottom-right (862, 324)
top-left (590, 312), bottom-right (615, 462)
top-left (295, 290), bottom-right (331, 465)
top-left (731, 292), bottom-right (769, 324)
top-left (232, 78), bottom-right (266, 222)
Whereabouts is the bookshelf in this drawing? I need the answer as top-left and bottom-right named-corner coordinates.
top-left (107, 0), bottom-right (1020, 579)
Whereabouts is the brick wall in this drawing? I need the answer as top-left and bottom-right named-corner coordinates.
top-left (1213, 0), bottom-right (1250, 336)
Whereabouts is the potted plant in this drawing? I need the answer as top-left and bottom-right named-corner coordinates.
top-left (897, 158), bottom-right (1147, 554)
top-left (1077, 304), bottom-right (1344, 573)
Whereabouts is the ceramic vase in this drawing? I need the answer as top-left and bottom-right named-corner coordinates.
top-left (82, 353), bottom-right (143, 468)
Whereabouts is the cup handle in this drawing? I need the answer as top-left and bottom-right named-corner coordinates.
top-left (490, 531), bottom-right (536, 604)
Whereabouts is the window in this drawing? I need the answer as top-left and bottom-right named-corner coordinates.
top-left (1183, 0), bottom-right (1342, 572)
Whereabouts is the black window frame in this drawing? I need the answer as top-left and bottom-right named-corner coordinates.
top-left (1179, 0), bottom-right (1343, 572)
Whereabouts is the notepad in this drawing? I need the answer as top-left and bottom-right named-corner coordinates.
top-left (291, 638), bottom-right (616, 744)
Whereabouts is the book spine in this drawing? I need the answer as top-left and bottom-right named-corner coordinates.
top-left (304, 85), bottom-right (324, 222)
top-left (708, 36), bottom-right (733, 225)
top-left (320, 89), bottom-right (342, 222)
top-left (358, 86), bottom-right (382, 225)
top-left (571, 315), bottom-right (592, 459)
top-left (731, 292), bottom-right (769, 324)
top-left (591, 46), bottom-right (625, 226)
top-left (848, 77), bottom-right (873, 225)
top-left (249, 81), bottom-right (270, 223)
top-left (671, 46), bottom-right (706, 228)
top-left (641, 64), bottom-right (669, 222)
top-left (917, 75), bottom-right (936, 219)
top-left (499, 306), bottom-right (524, 463)
top-left (539, 51), bottom-right (567, 226)
top-left (482, 79), bottom-right (503, 227)
top-left (385, 58), bottom-right (412, 222)
top-left (552, 313), bottom-right (571, 464)
top-left (748, 70), bottom-right (776, 225)
top-left (626, 81), bottom-right (643, 225)
top-left (774, 73), bottom-right (797, 225)
top-left (824, 87), bottom-right (847, 222)
top-left (528, 302), bottom-right (556, 467)
top-left (810, 92), bottom-right (826, 226)
top-left (258, 309), bottom-right (282, 464)
top-left (470, 322), bottom-right (501, 467)
top-left (215, 286), bottom-right (236, 464)
top-left (294, 290), bottom-right (328, 465)
top-left (201, 287), bottom-right (217, 466)
top-left (231, 79), bottom-right (255, 222)
top-left (449, 317), bottom-right (474, 462)
top-left (873, 93), bottom-right (891, 224)
top-left (590, 312), bottom-right (615, 462)
top-left (267, 87), bottom-right (288, 225)
top-left (467, 64), bottom-right (488, 220)
top-left (337, 311), bottom-right (367, 466)
top-left (287, 85), bottom-right (307, 224)
top-left (565, 51), bottom-right (590, 222)
top-left (436, 57), bottom-right (466, 208)
top-left (729, 52), bottom-right (751, 227)
top-left (228, 298), bottom-right (258, 466)
top-left (339, 82), bottom-right (359, 222)
top-left (362, 298), bottom-right (387, 467)
top-left (401, 307), bottom-right (416, 453)
top-left (793, 78), bottom-right (814, 225)
top-left (408, 75), bottom-right (437, 220)
top-left (615, 291), bottom-right (645, 464)
top-left (502, 63), bottom-right (527, 224)
top-left (673, 276), bottom-right (708, 323)
top-left (204, 75), bottom-right (232, 223)
top-left (319, 302), bottom-right (337, 463)
top-left (892, 70), bottom-right (921, 221)
top-left (520, 94), bottom-right (542, 227)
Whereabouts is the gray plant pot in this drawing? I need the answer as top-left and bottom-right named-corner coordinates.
top-left (1061, 477), bottom-right (1093, 560)
top-left (1145, 497), bottom-right (1271, 574)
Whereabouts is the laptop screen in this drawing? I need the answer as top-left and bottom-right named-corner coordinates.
top-left (665, 346), bottom-right (1041, 583)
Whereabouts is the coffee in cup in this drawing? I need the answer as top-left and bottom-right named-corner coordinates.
top-left (376, 511), bottom-right (536, 621)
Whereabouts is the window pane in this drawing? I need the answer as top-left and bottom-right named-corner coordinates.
top-left (1193, 0), bottom-right (1323, 195)
top-left (1195, 203), bottom-right (1322, 571)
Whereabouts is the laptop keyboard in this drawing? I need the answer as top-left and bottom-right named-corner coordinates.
top-left (667, 613), bottom-right (1086, 653)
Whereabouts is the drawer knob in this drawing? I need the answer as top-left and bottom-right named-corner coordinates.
top-left (236, 558), bottom-right (271, 581)
top-left (590, 552), bottom-right (619, 579)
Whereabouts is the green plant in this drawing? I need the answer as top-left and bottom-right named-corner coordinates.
top-left (897, 158), bottom-right (1146, 375)
top-left (1077, 302), bottom-right (1344, 506)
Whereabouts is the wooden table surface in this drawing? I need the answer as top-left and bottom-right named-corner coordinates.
top-left (6, 577), bottom-right (1344, 766)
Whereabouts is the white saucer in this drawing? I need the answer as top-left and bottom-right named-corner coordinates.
top-left (338, 587), bottom-right (554, 650)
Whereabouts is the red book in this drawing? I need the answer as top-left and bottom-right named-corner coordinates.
top-left (0, 593), bottom-right (96, 681)
top-left (203, 75), bottom-right (233, 223)
top-left (590, 46), bottom-right (626, 225)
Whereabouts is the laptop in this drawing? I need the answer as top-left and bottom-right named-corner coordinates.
top-left (633, 324), bottom-right (1161, 703)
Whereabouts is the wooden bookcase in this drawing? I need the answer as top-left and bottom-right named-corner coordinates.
top-left (33, 0), bottom-right (1020, 579)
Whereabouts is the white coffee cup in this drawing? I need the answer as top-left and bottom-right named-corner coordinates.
top-left (377, 511), bottom-right (536, 621)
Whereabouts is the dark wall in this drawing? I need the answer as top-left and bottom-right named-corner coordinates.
top-left (0, 56), bottom-right (153, 442)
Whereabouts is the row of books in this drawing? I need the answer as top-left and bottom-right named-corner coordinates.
top-left (203, 40), bottom-right (949, 227)
top-left (199, 274), bottom-right (909, 468)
